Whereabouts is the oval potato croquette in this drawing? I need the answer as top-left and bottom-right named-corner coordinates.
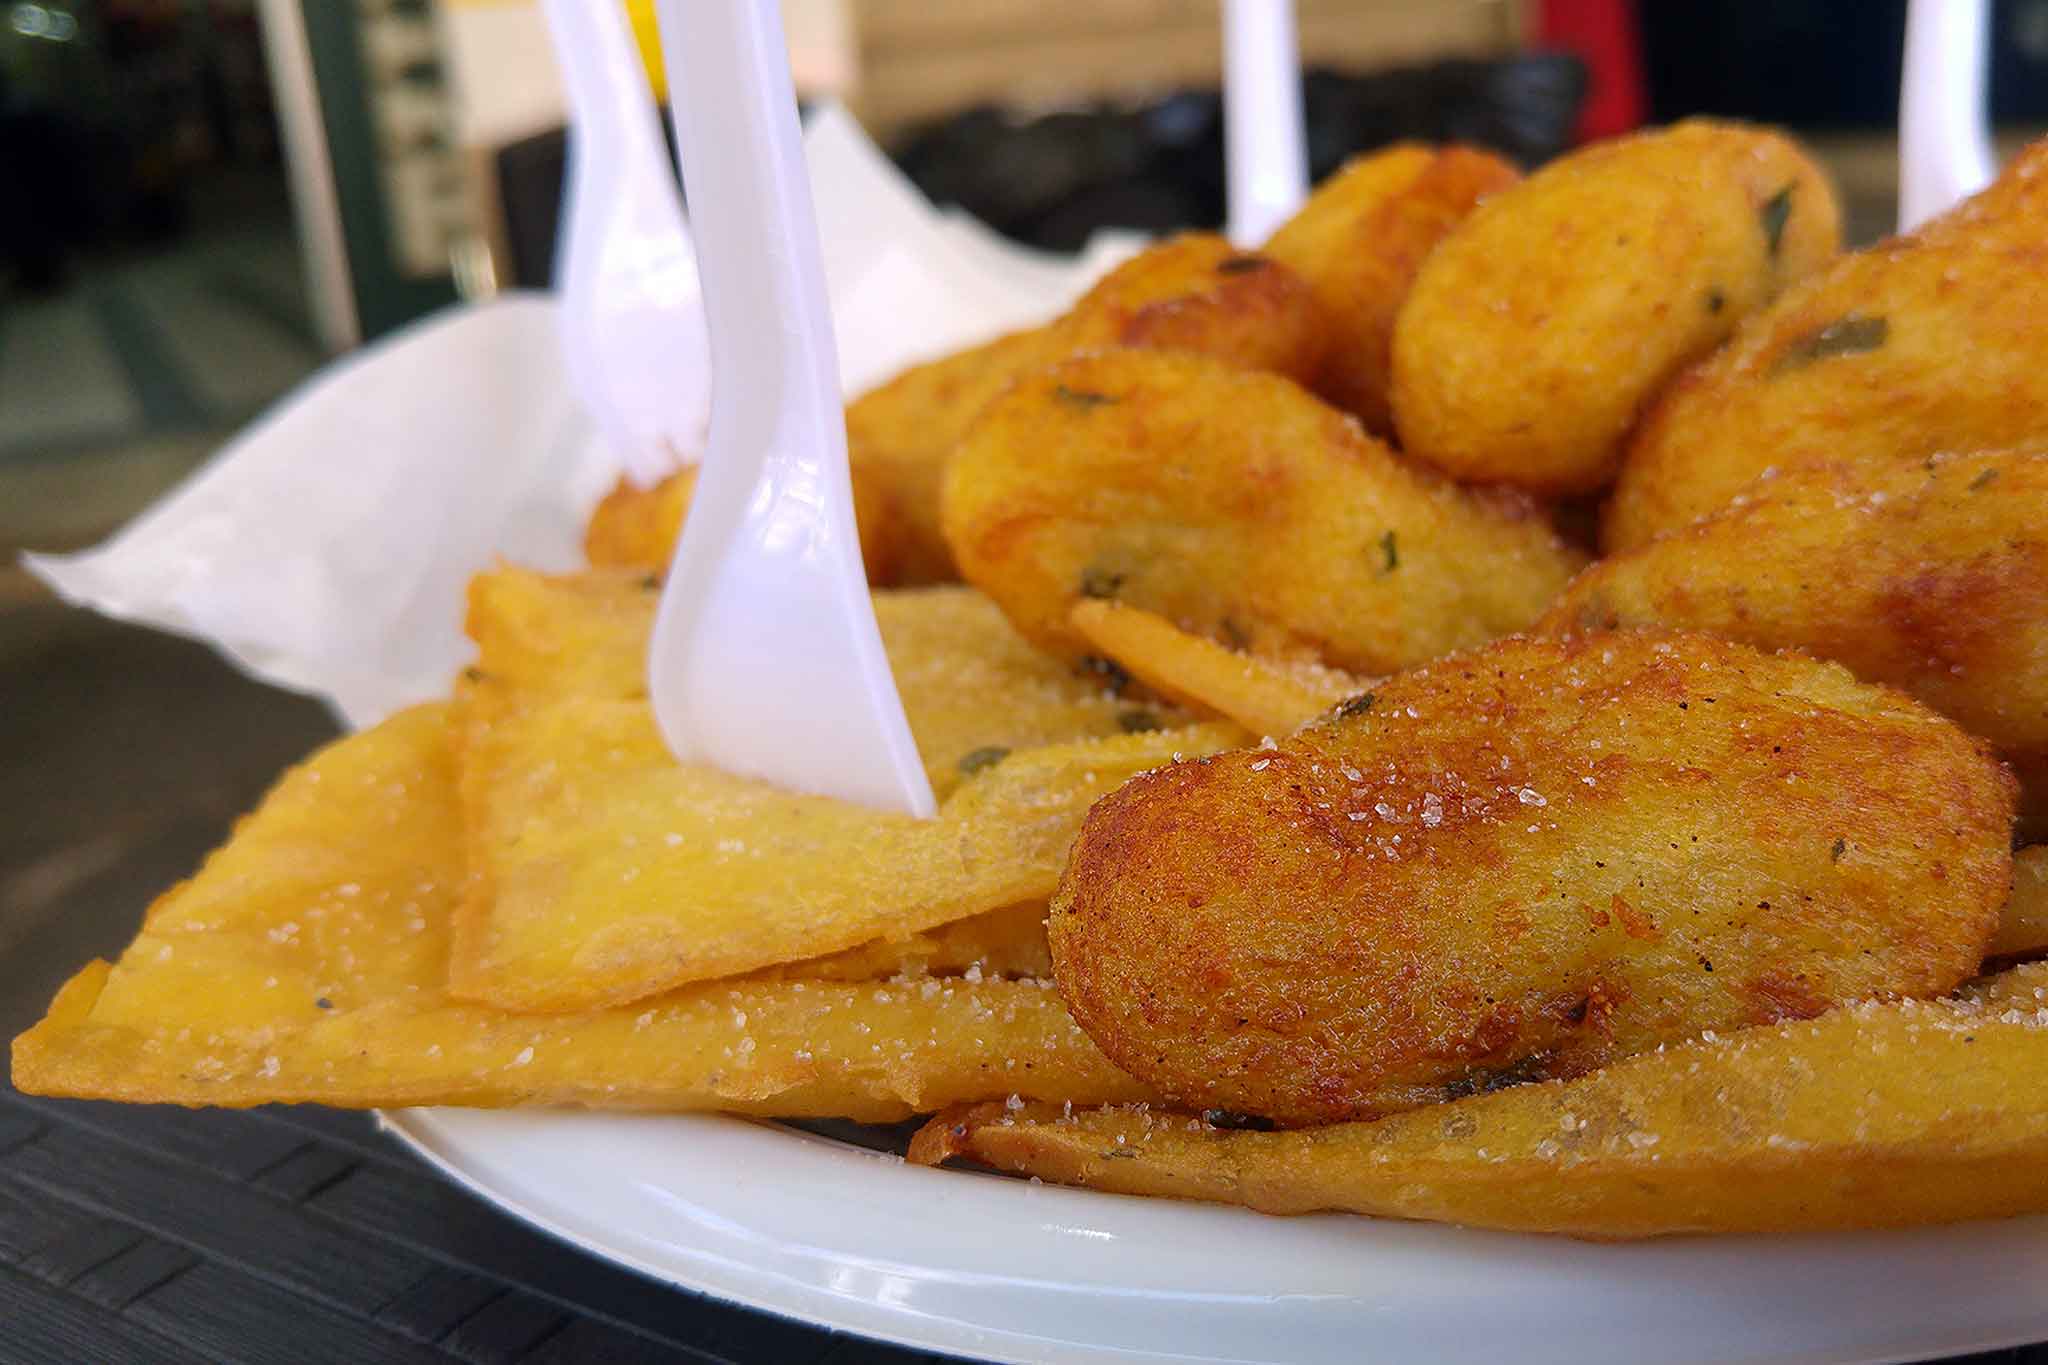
top-left (843, 325), bottom-right (1062, 584)
top-left (1050, 630), bottom-right (2014, 1127)
top-left (1262, 143), bottom-right (1520, 432)
top-left (585, 463), bottom-right (906, 583)
top-left (1546, 451), bottom-right (2048, 833)
top-left (593, 235), bottom-right (1331, 584)
top-left (1045, 231), bottom-right (1329, 384)
top-left (1606, 137), bottom-right (2048, 551)
top-left (1390, 119), bottom-right (1840, 494)
top-left (841, 238), bottom-right (1331, 582)
top-left (941, 348), bottom-right (1586, 676)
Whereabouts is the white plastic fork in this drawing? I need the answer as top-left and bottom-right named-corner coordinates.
top-left (544, 0), bottom-right (709, 485)
top-left (1899, 0), bottom-right (1998, 232)
top-left (646, 0), bottom-right (935, 817)
top-left (1223, 0), bottom-right (1308, 246)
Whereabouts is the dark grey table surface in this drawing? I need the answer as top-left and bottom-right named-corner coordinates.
top-left (2, 606), bottom-right (2043, 1364)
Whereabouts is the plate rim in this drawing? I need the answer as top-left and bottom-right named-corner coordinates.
top-left (380, 1108), bottom-right (1029, 1362)
top-left (377, 1106), bottom-right (2048, 1365)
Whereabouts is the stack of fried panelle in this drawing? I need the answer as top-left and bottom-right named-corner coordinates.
top-left (20, 120), bottom-right (2048, 1240)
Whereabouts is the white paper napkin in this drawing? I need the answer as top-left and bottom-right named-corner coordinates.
top-left (27, 103), bottom-right (1134, 729)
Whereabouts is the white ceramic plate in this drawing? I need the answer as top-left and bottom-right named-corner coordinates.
top-left (382, 1107), bottom-right (2048, 1364)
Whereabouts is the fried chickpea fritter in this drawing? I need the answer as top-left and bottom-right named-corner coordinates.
top-left (942, 348), bottom-right (1585, 676)
top-left (1263, 143), bottom-right (1519, 432)
top-left (1607, 137), bottom-right (2048, 551)
top-left (1051, 630), bottom-right (2014, 1127)
top-left (1546, 451), bottom-right (2048, 833)
top-left (1390, 120), bottom-right (1840, 495)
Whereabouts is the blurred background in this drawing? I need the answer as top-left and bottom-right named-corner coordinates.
top-left (6, 0), bottom-right (2048, 1014)
top-left (13, 0), bottom-right (2048, 565)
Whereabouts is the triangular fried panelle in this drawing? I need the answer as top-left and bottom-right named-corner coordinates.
top-left (451, 570), bottom-right (1242, 1011)
top-left (12, 705), bottom-right (1154, 1120)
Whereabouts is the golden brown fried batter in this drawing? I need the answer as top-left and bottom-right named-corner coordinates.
top-left (1050, 630), bottom-right (2013, 1126)
top-left (584, 462), bottom-right (906, 583)
top-left (1263, 143), bottom-right (1519, 432)
top-left (915, 965), bottom-right (2048, 1237)
top-left (585, 467), bottom-right (695, 574)
top-left (1993, 847), bottom-right (2048, 960)
top-left (843, 326), bottom-right (1062, 584)
top-left (1607, 137), bottom-right (2048, 551)
top-left (1067, 598), bottom-right (1373, 738)
top-left (1390, 119), bottom-right (1839, 494)
top-left (942, 348), bottom-right (1584, 675)
top-left (1546, 452), bottom-right (2048, 832)
top-left (1046, 231), bottom-right (1329, 384)
top-left (589, 236), bottom-right (1330, 583)
top-left (9, 706), bottom-right (1151, 1120)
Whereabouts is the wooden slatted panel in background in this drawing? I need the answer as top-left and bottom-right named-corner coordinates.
top-left (850, 0), bottom-right (1528, 136)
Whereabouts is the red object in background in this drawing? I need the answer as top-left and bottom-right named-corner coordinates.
top-left (1538, 0), bottom-right (1647, 143)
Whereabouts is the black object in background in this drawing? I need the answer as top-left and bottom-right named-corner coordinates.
top-left (892, 54), bottom-right (1588, 253)
top-left (497, 128), bottom-right (569, 294)
top-left (1641, 0), bottom-right (2048, 129)
top-left (494, 54), bottom-right (1586, 285)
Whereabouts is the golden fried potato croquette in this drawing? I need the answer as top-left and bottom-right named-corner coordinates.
top-left (1607, 137), bottom-right (2048, 550)
top-left (1263, 143), bottom-right (1519, 431)
top-left (1050, 630), bottom-right (2014, 1127)
top-left (943, 348), bottom-right (1585, 675)
top-left (843, 326), bottom-right (1062, 584)
top-left (1047, 231), bottom-right (1329, 385)
top-left (1390, 120), bottom-right (1840, 494)
top-left (591, 238), bottom-right (1332, 584)
top-left (585, 467), bottom-right (696, 574)
top-left (584, 460), bottom-right (905, 582)
top-left (841, 240), bottom-right (1330, 582)
top-left (1545, 452), bottom-right (2048, 831)
top-left (1993, 847), bottom-right (2048, 960)
top-left (578, 334), bottom-right (1045, 584)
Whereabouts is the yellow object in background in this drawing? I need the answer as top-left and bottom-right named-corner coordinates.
top-left (628, 0), bottom-right (853, 101)
top-left (625, 0), bottom-right (667, 99)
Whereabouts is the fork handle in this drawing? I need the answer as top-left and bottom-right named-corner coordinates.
top-left (656, 0), bottom-right (848, 520)
top-left (1899, 0), bottom-right (1997, 232)
top-left (544, 0), bottom-right (671, 165)
top-left (1224, 0), bottom-right (1308, 246)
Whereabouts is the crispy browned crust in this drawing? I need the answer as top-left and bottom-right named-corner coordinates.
top-left (1050, 231), bottom-right (1330, 386)
top-left (843, 327), bottom-right (1062, 585)
top-left (1390, 119), bottom-right (1839, 495)
top-left (1607, 135), bottom-right (2048, 551)
top-left (1264, 143), bottom-right (1519, 431)
top-left (942, 348), bottom-right (1585, 675)
top-left (911, 965), bottom-right (2048, 1237)
top-left (1050, 629), bottom-right (2014, 1126)
top-left (1547, 451), bottom-right (2048, 833)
